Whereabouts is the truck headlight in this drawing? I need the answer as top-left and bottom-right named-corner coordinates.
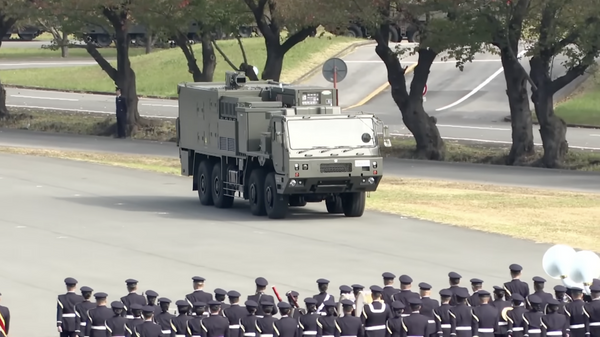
top-left (289, 179), bottom-right (297, 187)
top-left (368, 177), bottom-right (375, 184)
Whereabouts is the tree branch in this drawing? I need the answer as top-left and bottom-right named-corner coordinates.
top-left (551, 51), bottom-right (597, 94)
top-left (84, 43), bottom-right (118, 82)
top-left (212, 39), bottom-right (239, 70)
top-left (281, 26), bottom-right (316, 53)
top-left (236, 36), bottom-right (248, 64)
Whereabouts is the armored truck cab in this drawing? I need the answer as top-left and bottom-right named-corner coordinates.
top-left (177, 72), bottom-right (391, 219)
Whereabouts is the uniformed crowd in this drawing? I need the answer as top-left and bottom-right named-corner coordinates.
top-left (56, 264), bottom-right (600, 337)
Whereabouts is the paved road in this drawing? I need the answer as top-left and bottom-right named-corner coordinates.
top-left (2, 128), bottom-right (599, 192)
top-left (0, 151), bottom-right (565, 336)
top-left (0, 60), bottom-right (100, 70)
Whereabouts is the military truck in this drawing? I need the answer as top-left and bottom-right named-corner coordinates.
top-left (176, 72), bottom-right (391, 219)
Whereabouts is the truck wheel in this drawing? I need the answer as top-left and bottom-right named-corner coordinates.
top-left (407, 29), bottom-right (420, 43)
top-left (341, 192), bottom-right (366, 217)
top-left (18, 33), bottom-right (35, 41)
top-left (95, 35), bottom-right (112, 48)
top-left (248, 169), bottom-right (267, 216)
top-left (325, 195), bottom-right (344, 214)
top-left (388, 26), bottom-right (400, 42)
top-left (289, 196), bottom-right (307, 207)
top-left (197, 161), bottom-right (214, 205)
top-left (211, 162), bottom-right (234, 209)
top-left (264, 172), bottom-right (289, 219)
top-left (345, 24), bottom-right (363, 38)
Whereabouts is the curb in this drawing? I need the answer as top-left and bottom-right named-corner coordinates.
top-left (5, 40), bottom-right (376, 100)
top-left (503, 115), bottom-right (600, 130)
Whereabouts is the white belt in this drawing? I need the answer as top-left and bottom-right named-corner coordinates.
top-left (365, 325), bottom-right (386, 331)
top-left (230, 325), bottom-right (241, 329)
top-left (323, 335), bottom-right (334, 337)
top-left (408, 336), bottom-right (424, 337)
top-left (244, 334), bottom-right (255, 337)
top-left (261, 334), bottom-right (274, 337)
top-left (341, 336), bottom-right (357, 337)
top-left (176, 335), bottom-right (186, 337)
top-left (126, 315), bottom-right (134, 319)
top-left (456, 327), bottom-right (471, 331)
top-left (528, 329), bottom-right (541, 333)
top-left (428, 320), bottom-right (435, 324)
top-left (113, 336), bottom-right (125, 337)
top-left (62, 313), bottom-right (77, 317)
top-left (162, 330), bottom-right (171, 334)
top-left (303, 332), bottom-right (318, 335)
top-left (256, 315), bottom-right (264, 318)
top-left (401, 314), bottom-right (410, 317)
top-left (441, 324), bottom-right (451, 329)
top-left (547, 332), bottom-right (562, 336)
top-left (571, 324), bottom-right (585, 329)
top-left (498, 322), bottom-right (507, 326)
top-left (80, 322), bottom-right (87, 326)
top-left (478, 328), bottom-right (494, 333)
top-left (92, 326), bottom-right (107, 330)
top-left (193, 335), bottom-right (202, 337)
top-left (590, 322), bottom-right (600, 327)
top-left (512, 327), bottom-right (524, 331)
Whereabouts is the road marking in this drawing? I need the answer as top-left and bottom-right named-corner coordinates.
top-left (435, 49), bottom-right (528, 112)
top-left (437, 124), bottom-right (510, 131)
top-left (11, 94), bottom-right (79, 101)
top-left (591, 134), bottom-right (600, 137)
top-left (344, 59), bottom-right (502, 64)
top-left (141, 103), bottom-right (178, 107)
top-left (6, 104), bottom-right (177, 119)
top-left (0, 62), bottom-right (97, 66)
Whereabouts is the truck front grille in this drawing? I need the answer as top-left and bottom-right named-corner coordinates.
top-left (320, 163), bottom-right (352, 173)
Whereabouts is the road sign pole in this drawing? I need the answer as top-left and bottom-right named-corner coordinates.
top-left (333, 66), bottom-right (339, 105)
top-left (322, 57), bottom-right (347, 106)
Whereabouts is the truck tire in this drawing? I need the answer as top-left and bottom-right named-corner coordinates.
top-left (341, 192), bottom-right (366, 217)
top-left (388, 26), bottom-right (400, 42)
top-left (325, 195), bottom-right (344, 214)
top-left (264, 172), bottom-right (289, 219)
top-left (289, 196), bottom-right (307, 207)
top-left (197, 160), bottom-right (214, 205)
top-left (248, 169), bottom-right (267, 216)
top-left (407, 29), bottom-right (420, 43)
top-left (345, 24), bottom-right (363, 38)
top-left (211, 162), bottom-right (234, 209)
top-left (18, 33), bottom-right (35, 41)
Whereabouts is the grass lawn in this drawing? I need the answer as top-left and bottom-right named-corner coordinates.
top-left (0, 46), bottom-right (149, 59)
top-left (553, 69), bottom-right (600, 126)
top-left (0, 36), bottom-right (359, 97)
top-left (1, 145), bottom-right (599, 251)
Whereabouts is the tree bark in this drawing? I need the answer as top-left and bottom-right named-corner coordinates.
top-left (0, 79), bottom-right (8, 119)
top-left (175, 31), bottom-right (215, 82)
top-left (200, 32), bottom-right (216, 82)
top-left (263, 42), bottom-right (284, 81)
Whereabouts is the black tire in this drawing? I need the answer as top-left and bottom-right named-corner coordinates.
top-left (211, 162), bottom-right (234, 209)
top-left (289, 195), bottom-right (307, 207)
top-left (248, 169), bottom-right (267, 216)
top-left (325, 195), bottom-right (344, 214)
top-left (345, 24), bottom-right (363, 38)
top-left (95, 35), bottom-right (112, 48)
top-left (388, 26), bottom-right (400, 42)
top-left (341, 192), bottom-right (366, 217)
top-left (407, 29), bottom-right (420, 43)
top-left (18, 33), bottom-right (35, 41)
top-left (197, 160), bottom-right (214, 205)
top-left (264, 172), bottom-right (289, 219)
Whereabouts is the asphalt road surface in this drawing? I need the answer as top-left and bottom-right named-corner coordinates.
top-left (0, 151), bottom-right (566, 337)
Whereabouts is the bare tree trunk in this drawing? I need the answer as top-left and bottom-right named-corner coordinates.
top-left (200, 31), bottom-right (216, 82)
top-left (175, 32), bottom-right (204, 81)
top-left (0, 79), bottom-right (8, 119)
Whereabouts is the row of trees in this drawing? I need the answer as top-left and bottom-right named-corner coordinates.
top-left (0, 0), bottom-right (599, 168)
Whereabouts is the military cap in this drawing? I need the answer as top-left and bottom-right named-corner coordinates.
top-left (227, 290), bottom-right (241, 298)
top-left (142, 306), bottom-right (155, 313)
top-left (399, 275), bottom-right (413, 284)
top-left (511, 294), bottom-right (524, 301)
top-left (339, 285), bottom-right (352, 293)
top-left (554, 285), bottom-right (567, 292)
top-left (146, 290), bottom-right (158, 297)
top-left (547, 298), bottom-right (560, 306)
top-left (245, 300), bottom-right (258, 307)
top-left (509, 264), bottom-right (522, 272)
top-left (214, 288), bottom-right (227, 296)
top-left (456, 289), bottom-right (469, 299)
top-left (277, 302), bottom-right (292, 309)
top-left (64, 277), bottom-right (78, 285)
top-left (323, 300), bottom-right (336, 307)
top-left (392, 301), bottom-right (405, 310)
top-left (317, 278), bottom-right (330, 284)
top-left (382, 272), bottom-right (396, 279)
top-left (352, 284), bottom-right (364, 290)
top-left (470, 278), bottom-right (483, 284)
top-left (192, 276), bottom-right (205, 282)
top-left (448, 272), bottom-right (462, 279)
top-left (175, 300), bottom-right (189, 307)
top-left (419, 282), bottom-right (432, 290)
top-left (260, 300), bottom-right (274, 306)
top-left (289, 291), bottom-right (299, 297)
top-left (304, 298), bottom-right (318, 305)
top-left (208, 300), bottom-right (221, 306)
top-left (81, 286), bottom-right (93, 292)
top-left (130, 304), bottom-right (143, 310)
top-left (255, 277), bottom-right (268, 287)
top-left (532, 276), bottom-right (546, 283)
top-left (408, 298), bottom-right (422, 305)
top-left (590, 284), bottom-right (600, 293)
top-left (478, 290), bottom-right (491, 296)
top-left (570, 287), bottom-right (584, 292)
top-left (125, 278), bottom-right (138, 284)
top-left (528, 295), bottom-right (542, 304)
top-left (493, 286), bottom-right (504, 291)
top-left (370, 285), bottom-right (383, 293)
top-left (193, 301), bottom-right (207, 307)
top-left (341, 299), bottom-right (354, 307)
top-left (158, 297), bottom-right (171, 303)
top-left (439, 289), bottom-right (452, 297)
top-left (111, 301), bottom-right (124, 309)
top-left (94, 292), bottom-right (108, 299)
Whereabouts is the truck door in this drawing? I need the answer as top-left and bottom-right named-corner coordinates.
top-left (272, 120), bottom-right (285, 174)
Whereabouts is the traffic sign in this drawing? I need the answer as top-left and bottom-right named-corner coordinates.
top-left (423, 84), bottom-right (428, 96)
top-left (322, 58), bottom-right (348, 83)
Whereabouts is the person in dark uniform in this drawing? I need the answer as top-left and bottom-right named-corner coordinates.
top-left (434, 289), bottom-right (453, 337)
top-left (340, 286), bottom-right (353, 298)
top-left (585, 285), bottom-right (600, 337)
top-left (362, 286), bottom-right (391, 337)
top-left (115, 87), bottom-right (127, 138)
top-left (418, 282), bottom-right (439, 337)
top-left (224, 291), bottom-right (247, 336)
top-left (0, 292), bottom-right (10, 337)
top-left (529, 278), bottom-right (553, 311)
top-left (385, 301), bottom-right (405, 337)
top-left (472, 290), bottom-right (499, 337)
top-left (248, 277), bottom-right (278, 317)
top-left (490, 286), bottom-right (511, 337)
top-left (193, 302), bottom-right (208, 318)
top-left (288, 291), bottom-right (306, 319)
top-left (468, 279), bottom-right (484, 307)
top-left (58, 277), bottom-right (84, 337)
top-left (105, 301), bottom-right (128, 337)
top-left (274, 302), bottom-right (299, 337)
top-left (215, 288), bottom-right (231, 314)
top-left (503, 265), bottom-right (530, 302)
top-left (506, 294), bottom-right (527, 337)
top-left (155, 298), bottom-right (174, 337)
top-left (541, 299), bottom-right (569, 337)
top-left (314, 279), bottom-right (335, 315)
top-left (402, 298), bottom-right (430, 337)
top-left (382, 273), bottom-right (399, 306)
top-left (444, 272), bottom-right (470, 307)
top-left (317, 301), bottom-right (337, 337)
top-left (201, 300), bottom-right (231, 337)
top-left (170, 300), bottom-right (192, 337)
top-left (134, 306), bottom-right (163, 337)
top-left (127, 304), bottom-right (145, 333)
top-left (352, 285), bottom-right (365, 300)
top-left (188, 301), bottom-right (207, 337)
top-left (255, 300), bottom-right (278, 337)
top-left (335, 300), bottom-right (364, 337)
top-left (76, 286), bottom-right (96, 335)
top-left (564, 287), bottom-right (589, 337)
top-left (448, 289), bottom-right (474, 337)
top-left (86, 292), bottom-right (113, 337)
top-left (146, 290), bottom-right (160, 314)
top-left (523, 295), bottom-right (544, 337)
top-left (393, 276), bottom-right (419, 316)
top-left (553, 286), bottom-right (570, 314)
top-left (239, 300), bottom-right (259, 337)
top-left (121, 279), bottom-right (147, 320)
top-left (299, 298), bottom-right (320, 337)
top-left (187, 276), bottom-right (213, 313)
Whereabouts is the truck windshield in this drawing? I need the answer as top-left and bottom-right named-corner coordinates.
top-left (286, 118), bottom-right (376, 150)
